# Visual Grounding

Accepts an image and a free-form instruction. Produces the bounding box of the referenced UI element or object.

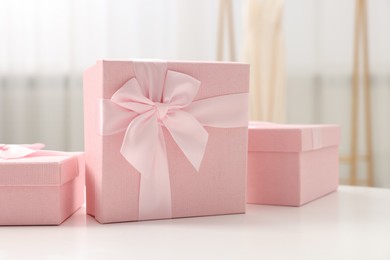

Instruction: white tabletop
[1,185,390,260]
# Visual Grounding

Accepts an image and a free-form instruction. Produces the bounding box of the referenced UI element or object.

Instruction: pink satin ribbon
[0,143,71,159]
[99,61,248,220]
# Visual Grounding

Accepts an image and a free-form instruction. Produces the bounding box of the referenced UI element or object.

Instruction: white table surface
[1,185,390,260]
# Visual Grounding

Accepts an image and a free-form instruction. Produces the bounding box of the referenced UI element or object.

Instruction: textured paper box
[247,122,340,206]
[83,60,249,223]
[0,153,85,225]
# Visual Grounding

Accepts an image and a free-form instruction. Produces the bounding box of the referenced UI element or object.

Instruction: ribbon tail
[164,111,208,171]
[138,125,172,220]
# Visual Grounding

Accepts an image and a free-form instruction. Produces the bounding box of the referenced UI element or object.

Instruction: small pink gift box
[84,60,249,223]
[247,122,340,206]
[0,144,85,225]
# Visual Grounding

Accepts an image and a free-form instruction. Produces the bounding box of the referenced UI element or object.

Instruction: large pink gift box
[84,60,249,223]
[247,122,340,206]
[0,144,85,225]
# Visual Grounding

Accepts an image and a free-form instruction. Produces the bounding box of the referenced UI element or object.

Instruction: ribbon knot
[154,102,170,123]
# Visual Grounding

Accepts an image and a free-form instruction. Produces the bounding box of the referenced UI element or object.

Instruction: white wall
[0,0,389,187]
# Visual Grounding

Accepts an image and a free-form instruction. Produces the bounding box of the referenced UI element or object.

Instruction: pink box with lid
[83,60,249,223]
[247,122,340,206]
[0,148,85,225]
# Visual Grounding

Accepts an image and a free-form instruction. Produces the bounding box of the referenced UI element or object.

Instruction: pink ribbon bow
[0,143,45,159]
[100,61,248,220]
[0,143,70,159]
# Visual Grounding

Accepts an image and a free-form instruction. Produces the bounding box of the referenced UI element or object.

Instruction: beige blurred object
[340,0,374,187]
[243,0,285,122]
[216,0,236,61]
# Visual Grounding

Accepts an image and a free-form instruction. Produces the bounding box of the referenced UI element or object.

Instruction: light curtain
[243,0,285,122]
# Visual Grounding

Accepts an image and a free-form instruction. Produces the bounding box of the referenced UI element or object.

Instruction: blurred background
[0,0,389,187]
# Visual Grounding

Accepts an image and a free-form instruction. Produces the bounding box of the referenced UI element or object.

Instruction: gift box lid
[0,153,83,186]
[248,122,340,152]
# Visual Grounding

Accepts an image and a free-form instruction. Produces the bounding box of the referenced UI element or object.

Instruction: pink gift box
[83,60,249,223]
[0,152,85,225]
[247,122,340,206]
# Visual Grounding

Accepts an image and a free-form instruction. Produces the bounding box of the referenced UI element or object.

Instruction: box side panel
[247,151,301,206]
[299,146,339,205]
[83,62,103,219]
[59,155,80,185]
[100,61,140,223]
[0,162,60,186]
[0,186,61,225]
[170,127,247,218]
[59,166,85,224]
